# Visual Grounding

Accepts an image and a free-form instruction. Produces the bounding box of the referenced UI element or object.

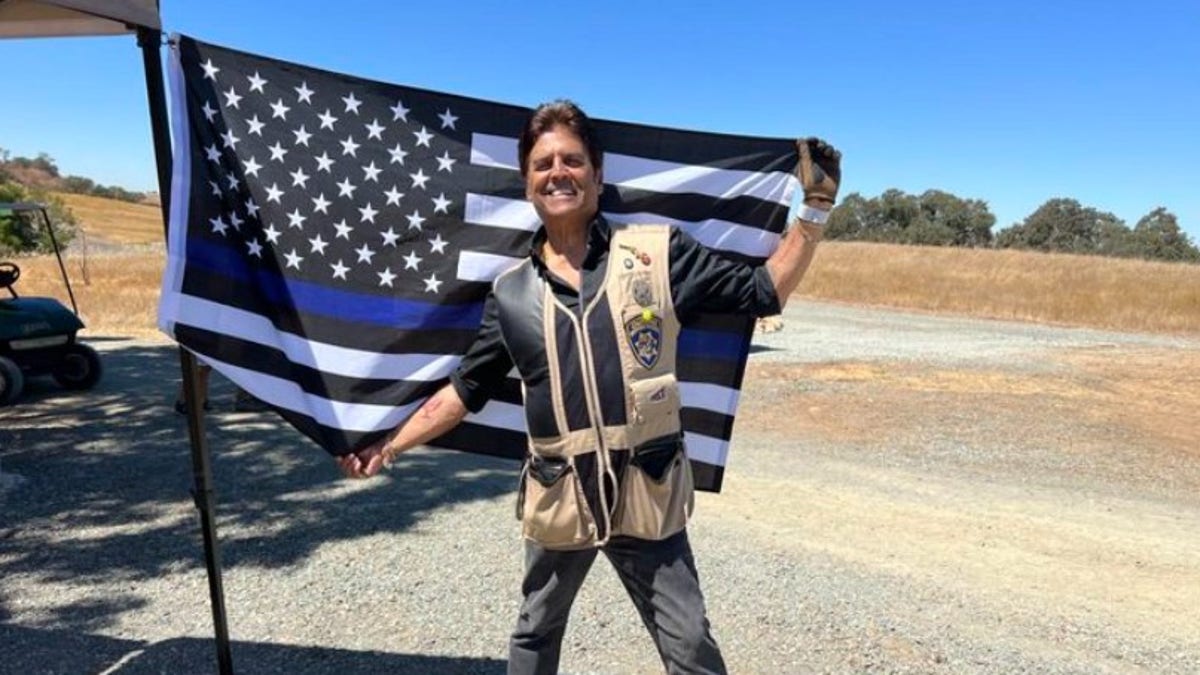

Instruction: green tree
[914,190,995,247]
[996,198,1126,254]
[0,182,77,254]
[825,192,874,240]
[1128,208,1200,262]
[826,189,995,247]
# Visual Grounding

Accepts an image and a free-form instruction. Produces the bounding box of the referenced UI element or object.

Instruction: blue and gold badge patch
[625,314,663,369]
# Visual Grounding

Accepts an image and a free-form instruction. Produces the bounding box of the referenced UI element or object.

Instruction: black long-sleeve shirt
[450,217,781,413]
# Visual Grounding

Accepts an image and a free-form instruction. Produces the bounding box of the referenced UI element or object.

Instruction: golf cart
[0,202,102,405]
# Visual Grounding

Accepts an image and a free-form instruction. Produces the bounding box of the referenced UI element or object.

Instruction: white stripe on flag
[458,251,524,283]
[464,193,539,231]
[470,133,795,206]
[164,295,461,380]
[199,355,424,432]
[683,432,729,466]
[465,399,527,433]
[469,133,519,170]
[464,193,780,259]
[680,382,740,417]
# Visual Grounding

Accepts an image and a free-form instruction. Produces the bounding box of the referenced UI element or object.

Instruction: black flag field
[158,34,801,492]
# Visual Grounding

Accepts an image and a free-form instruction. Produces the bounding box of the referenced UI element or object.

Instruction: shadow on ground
[0,338,518,633]
[0,623,506,674]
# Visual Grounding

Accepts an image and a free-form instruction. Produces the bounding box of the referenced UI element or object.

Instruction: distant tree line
[827,190,1199,263]
[0,149,149,204]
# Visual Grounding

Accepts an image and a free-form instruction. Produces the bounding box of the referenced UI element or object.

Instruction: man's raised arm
[765,137,842,306]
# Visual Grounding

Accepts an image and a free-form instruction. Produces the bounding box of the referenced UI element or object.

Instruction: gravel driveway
[2,300,1198,674]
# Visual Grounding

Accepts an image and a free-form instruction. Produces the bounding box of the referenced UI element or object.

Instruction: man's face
[524,124,603,229]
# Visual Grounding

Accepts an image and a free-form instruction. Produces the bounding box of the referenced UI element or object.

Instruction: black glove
[797,137,841,207]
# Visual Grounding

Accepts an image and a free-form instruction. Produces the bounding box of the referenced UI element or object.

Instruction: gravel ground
[2,300,1199,674]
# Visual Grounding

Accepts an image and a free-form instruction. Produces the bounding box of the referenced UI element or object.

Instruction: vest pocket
[616,436,694,541]
[520,454,597,547]
[627,374,681,440]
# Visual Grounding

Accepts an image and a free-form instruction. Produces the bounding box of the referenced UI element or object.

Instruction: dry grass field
[805,241,1200,334]
[5,195,1199,337]
[54,192,164,246]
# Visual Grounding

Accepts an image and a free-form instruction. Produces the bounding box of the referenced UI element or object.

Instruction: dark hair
[517,99,603,176]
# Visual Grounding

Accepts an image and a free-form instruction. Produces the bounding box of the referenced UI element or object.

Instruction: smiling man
[339,99,841,674]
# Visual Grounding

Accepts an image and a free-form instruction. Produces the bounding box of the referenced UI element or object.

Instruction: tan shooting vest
[493,224,694,549]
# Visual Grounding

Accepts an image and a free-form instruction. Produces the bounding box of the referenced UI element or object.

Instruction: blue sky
[2,0,1198,241]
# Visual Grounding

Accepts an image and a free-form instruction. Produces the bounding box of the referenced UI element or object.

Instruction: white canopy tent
[0,4,235,673]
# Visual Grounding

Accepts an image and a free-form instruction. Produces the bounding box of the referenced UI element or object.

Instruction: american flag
[158,35,800,492]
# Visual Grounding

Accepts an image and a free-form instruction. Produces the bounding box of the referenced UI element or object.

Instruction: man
[339,100,840,674]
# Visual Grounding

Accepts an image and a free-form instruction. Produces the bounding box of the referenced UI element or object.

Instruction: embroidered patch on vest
[625,314,663,369]
[632,278,654,307]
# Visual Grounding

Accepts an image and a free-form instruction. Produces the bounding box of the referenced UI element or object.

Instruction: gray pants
[508,529,727,675]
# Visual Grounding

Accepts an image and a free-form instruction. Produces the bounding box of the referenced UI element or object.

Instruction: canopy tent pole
[136,25,234,675]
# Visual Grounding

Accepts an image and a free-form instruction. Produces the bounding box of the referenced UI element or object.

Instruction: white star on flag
[410,168,430,190]
[390,99,409,121]
[200,58,219,79]
[429,233,448,254]
[354,244,375,264]
[357,202,378,223]
[270,98,290,120]
[284,249,303,269]
[295,81,315,103]
[309,234,329,255]
[247,71,267,93]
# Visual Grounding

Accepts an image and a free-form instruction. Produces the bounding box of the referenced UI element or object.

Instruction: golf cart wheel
[0,355,23,405]
[52,343,103,390]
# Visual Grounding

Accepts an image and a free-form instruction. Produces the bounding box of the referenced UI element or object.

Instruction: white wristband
[797,205,830,225]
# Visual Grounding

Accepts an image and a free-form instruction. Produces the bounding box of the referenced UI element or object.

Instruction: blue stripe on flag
[677,328,747,361]
[185,238,485,330]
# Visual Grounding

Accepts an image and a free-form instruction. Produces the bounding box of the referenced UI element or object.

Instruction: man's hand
[797,137,841,207]
[336,438,391,479]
